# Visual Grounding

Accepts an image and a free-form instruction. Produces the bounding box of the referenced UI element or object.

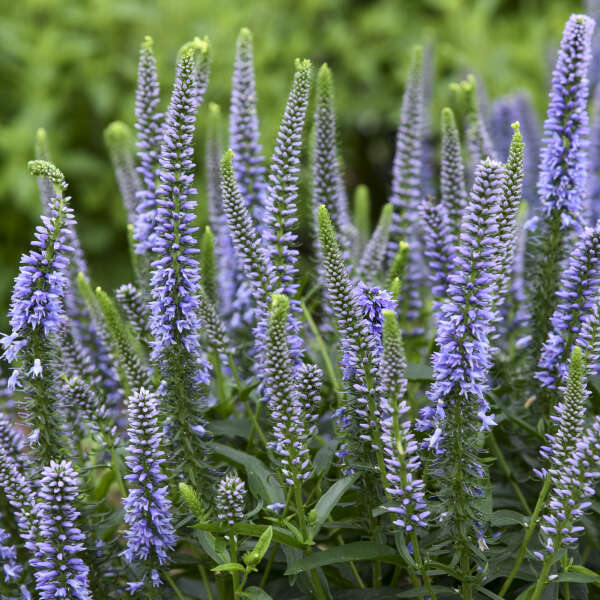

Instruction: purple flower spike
[538,15,595,229]
[216,472,247,526]
[123,388,177,578]
[31,460,92,600]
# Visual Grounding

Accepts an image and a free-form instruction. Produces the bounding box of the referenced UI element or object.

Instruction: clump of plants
[2,13,600,600]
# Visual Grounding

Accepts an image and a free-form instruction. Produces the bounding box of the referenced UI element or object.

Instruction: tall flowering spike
[460,75,497,172]
[534,348,599,562]
[188,36,211,104]
[419,159,502,550]
[576,295,600,377]
[379,310,408,409]
[538,15,594,227]
[229,28,267,218]
[0,520,22,589]
[104,121,141,223]
[96,287,150,397]
[379,310,428,533]
[1,160,75,461]
[387,45,424,259]
[123,388,177,587]
[420,196,453,305]
[495,122,524,310]
[133,36,163,256]
[206,103,236,318]
[0,447,37,555]
[220,150,272,308]
[528,16,595,364]
[536,346,588,480]
[264,58,312,299]
[353,282,396,342]
[35,128,54,211]
[115,283,151,343]
[317,205,384,463]
[148,45,212,487]
[0,412,27,467]
[357,203,393,284]
[296,363,322,431]
[264,295,315,484]
[312,63,355,256]
[536,223,600,390]
[216,472,246,526]
[31,460,92,600]
[440,107,467,245]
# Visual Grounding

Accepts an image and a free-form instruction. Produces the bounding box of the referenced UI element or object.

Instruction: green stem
[561,554,570,600]
[259,541,279,588]
[109,447,127,497]
[461,552,472,600]
[530,552,556,600]
[411,530,437,600]
[500,476,552,596]
[230,537,240,598]
[163,570,186,600]
[198,565,215,600]
[301,300,341,405]
[244,397,267,449]
[336,534,365,589]
[488,433,531,514]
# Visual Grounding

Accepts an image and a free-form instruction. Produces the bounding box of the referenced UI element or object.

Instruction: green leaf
[555,571,600,583]
[396,587,461,599]
[571,564,600,586]
[489,509,527,527]
[406,362,433,381]
[515,585,534,600]
[209,419,252,439]
[285,541,400,575]
[194,530,228,564]
[239,587,274,600]
[211,442,284,505]
[476,587,507,600]
[243,526,273,568]
[211,562,245,573]
[194,522,305,550]
[311,473,359,537]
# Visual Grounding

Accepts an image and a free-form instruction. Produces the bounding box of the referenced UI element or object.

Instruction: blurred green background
[0,0,582,323]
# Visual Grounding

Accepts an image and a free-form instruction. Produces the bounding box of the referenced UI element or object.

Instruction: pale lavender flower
[31,460,92,600]
[122,388,176,584]
[216,473,246,526]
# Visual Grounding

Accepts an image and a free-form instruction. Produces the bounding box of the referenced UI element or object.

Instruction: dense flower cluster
[3,14,600,600]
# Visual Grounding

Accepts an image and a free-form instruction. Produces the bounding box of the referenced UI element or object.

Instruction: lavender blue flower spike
[317,205,383,463]
[534,348,599,563]
[148,43,212,487]
[536,223,600,389]
[495,122,524,310]
[123,388,177,587]
[387,45,424,259]
[216,472,246,526]
[386,46,425,328]
[31,460,92,600]
[0,447,37,555]
[353,282,396,344]
[264,58,312,301]
[440,107,467,247]
[264,295,315,484]
[420,196,453,305]
[104,121,141,223]
[312,63,356,258]
[0,519,21,588]
[206,104,237,320]
[357,203,393,284]
[528,16,595,367]
[229,28,267,219]
[133,36,163,256]
[419,159,502,547]
[538,15,594,229]
[379,310,429,533]
[1,161,75,462]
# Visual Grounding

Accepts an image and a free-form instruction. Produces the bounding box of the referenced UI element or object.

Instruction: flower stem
[109,446,127,497]
[163,570,186,600]
[530,552,556,600]
[198,565,215,600]
[500,476,552,596]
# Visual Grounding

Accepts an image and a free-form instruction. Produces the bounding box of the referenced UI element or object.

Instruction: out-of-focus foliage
[0,0,579,321]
